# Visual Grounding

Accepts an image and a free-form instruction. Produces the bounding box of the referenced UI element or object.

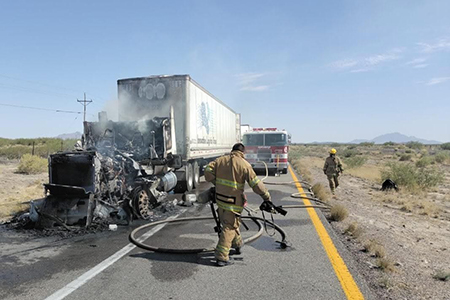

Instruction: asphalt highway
[0,168,373,300]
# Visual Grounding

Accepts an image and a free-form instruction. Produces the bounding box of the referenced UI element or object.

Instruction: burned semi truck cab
[39,118,179,226]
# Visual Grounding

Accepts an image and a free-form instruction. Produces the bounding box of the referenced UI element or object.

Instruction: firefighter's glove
[260,201,288,216]
[260,201,275,214]
[323,170,327,175]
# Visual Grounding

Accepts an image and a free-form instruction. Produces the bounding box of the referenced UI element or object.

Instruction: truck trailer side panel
[187,79,240,160]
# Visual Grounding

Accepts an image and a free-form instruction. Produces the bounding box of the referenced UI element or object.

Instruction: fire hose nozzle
[276,240,291,249]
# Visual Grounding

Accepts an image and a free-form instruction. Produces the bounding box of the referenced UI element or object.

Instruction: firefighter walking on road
[323,148,344,195]
[205,143,271,267]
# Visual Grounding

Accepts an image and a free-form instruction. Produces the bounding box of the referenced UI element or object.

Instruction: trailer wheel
[174,163,194,193]
[185,163,194,192]
[192,161,200,188]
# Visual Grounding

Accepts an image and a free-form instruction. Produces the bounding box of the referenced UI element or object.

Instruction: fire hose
[260,161,332,210]
[129,162,329,254]
[129,215,287,253]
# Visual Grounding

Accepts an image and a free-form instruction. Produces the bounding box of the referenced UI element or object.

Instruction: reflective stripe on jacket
[205,150,270,214]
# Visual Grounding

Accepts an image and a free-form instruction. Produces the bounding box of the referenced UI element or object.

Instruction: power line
[77,92,93,122]
[0,83,77,98]
[0,103,82,114]
[0,74,82,96]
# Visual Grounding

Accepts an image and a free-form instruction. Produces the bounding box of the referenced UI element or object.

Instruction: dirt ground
[0,159,47,222]
[293,146,450,300]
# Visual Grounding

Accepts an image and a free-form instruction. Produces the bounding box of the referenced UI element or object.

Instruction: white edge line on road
[45,212,185,300]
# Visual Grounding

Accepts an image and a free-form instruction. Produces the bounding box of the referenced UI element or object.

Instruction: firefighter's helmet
[330,148,337,154]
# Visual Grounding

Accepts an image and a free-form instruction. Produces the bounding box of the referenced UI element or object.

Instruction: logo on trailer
[138,82,166,100]
[198,102,212,134]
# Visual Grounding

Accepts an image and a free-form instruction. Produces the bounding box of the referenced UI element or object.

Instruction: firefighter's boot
[216,258,234,267]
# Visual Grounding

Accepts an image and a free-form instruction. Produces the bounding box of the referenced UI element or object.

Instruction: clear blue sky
[0,1,449,142]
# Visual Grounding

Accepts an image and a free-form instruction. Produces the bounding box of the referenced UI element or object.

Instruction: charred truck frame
[36,75,241,227]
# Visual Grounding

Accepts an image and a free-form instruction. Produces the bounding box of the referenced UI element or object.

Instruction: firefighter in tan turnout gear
[323,148,344,195]
[205,143,271,267]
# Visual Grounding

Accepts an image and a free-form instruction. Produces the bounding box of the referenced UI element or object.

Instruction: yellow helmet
[330,148,337,154]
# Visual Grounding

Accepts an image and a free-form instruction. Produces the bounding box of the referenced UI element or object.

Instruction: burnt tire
[131,187,156,220]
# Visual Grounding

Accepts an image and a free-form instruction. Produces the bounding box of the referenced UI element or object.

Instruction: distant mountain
[348,139,369,144]
[350,132,442,145]
[56,132,82,140]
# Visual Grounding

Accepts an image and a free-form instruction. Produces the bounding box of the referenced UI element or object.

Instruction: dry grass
[329,204,348,222]
[417,201,438,217]
[378,192,441,218]
[362,239,386,257]
[378,277,393,289]
[372,244,386,258]
[344,222,363,238]
[375,257,396,272]
[290,159,313,183]
[346,165,381,182]
[311,183,330,202]
[400,202,413,213]
[362,239,377,253]
[0,180,44,219]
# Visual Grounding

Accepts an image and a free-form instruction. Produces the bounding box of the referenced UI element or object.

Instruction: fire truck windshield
[264,133,288,146]
[243,133,287,146]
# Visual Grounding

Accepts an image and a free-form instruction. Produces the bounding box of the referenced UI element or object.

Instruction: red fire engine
[242,128,290,174]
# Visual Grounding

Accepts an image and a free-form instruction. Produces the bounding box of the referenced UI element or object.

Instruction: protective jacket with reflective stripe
[323,155,343,176]
[205,150,270,214]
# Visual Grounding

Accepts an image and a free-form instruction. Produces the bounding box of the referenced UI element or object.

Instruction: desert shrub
[406,141,424,150]
[433,270,450,282]
[383,141,396,146]
[416,168,444,188]
[404,149,413,153]
[359,142,375,147]
[311,183,329,202]
[0,138,77,159]
[376,258,395,272]
[381,162,444,190]
[435,151,450,163]
[372,244,386,258]
[17,154,48,174]
[329,204,348,222]
[344,222,362,238]
[344,156,367,169]
[342,149,357,158]
[441,143,450,150]
[399,154,412,161]
[415,156,434,168]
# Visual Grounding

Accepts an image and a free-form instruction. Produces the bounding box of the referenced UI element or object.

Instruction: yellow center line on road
[288,165,364,300]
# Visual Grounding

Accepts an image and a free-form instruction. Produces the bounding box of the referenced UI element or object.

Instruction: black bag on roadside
[381,179,398,191]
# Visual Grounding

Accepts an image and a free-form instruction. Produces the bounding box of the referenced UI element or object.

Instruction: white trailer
[117,75,241,192]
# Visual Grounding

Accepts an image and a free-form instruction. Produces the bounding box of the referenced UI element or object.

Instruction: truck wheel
[282,168,288,174]
[192,161,200,188]
[131,187,155,220]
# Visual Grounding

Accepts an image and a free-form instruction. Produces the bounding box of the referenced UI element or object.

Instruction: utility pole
[77,92,92,123]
